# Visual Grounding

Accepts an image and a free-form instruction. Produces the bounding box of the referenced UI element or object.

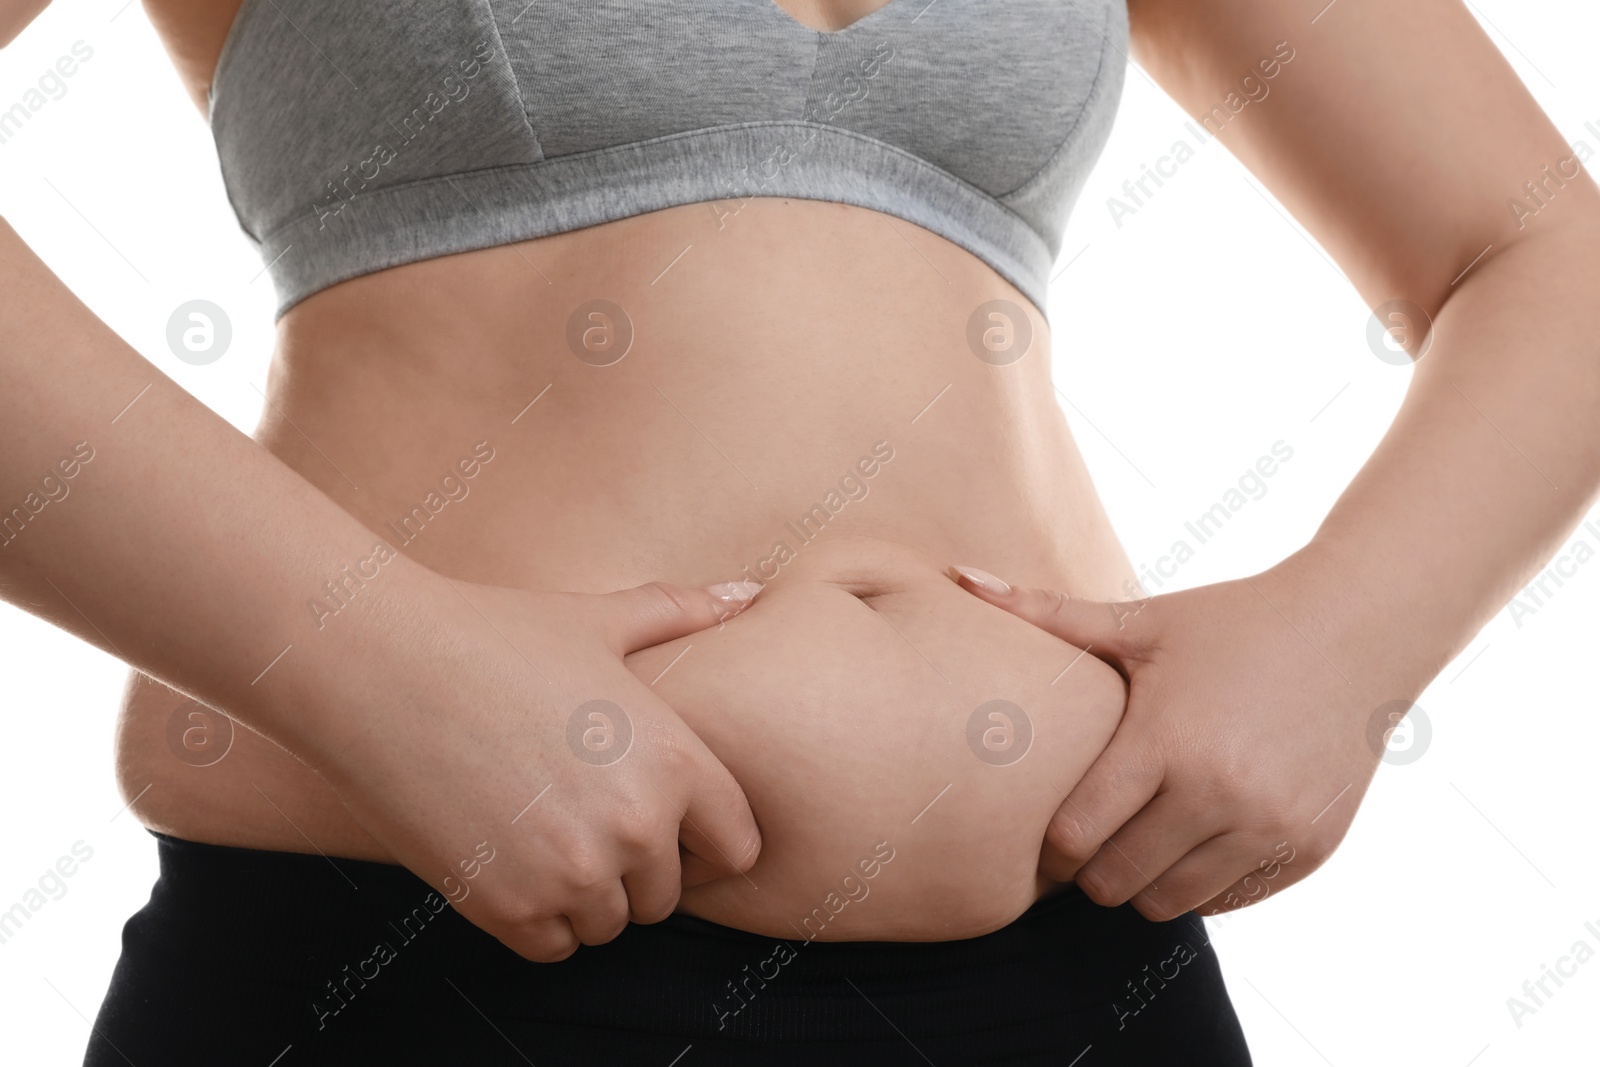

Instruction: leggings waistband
[85,830,1253,1066]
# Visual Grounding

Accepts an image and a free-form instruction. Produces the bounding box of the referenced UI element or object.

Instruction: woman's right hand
[0,217,759,963]
[303,575,764,963]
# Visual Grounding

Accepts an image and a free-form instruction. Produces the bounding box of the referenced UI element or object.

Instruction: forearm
[1282,221,1600,686]
[0,0,50,49]
[0,216,438,762]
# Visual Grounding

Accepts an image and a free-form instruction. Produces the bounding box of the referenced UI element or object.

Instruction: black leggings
[86,831,1251,1065]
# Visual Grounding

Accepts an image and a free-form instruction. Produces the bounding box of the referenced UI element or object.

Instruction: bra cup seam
[208,0,269,244]
[215,145,260,245]
[804,31,825,121]
[995,0,1117,203]
[480,0,546,159]
[206,0,263,126]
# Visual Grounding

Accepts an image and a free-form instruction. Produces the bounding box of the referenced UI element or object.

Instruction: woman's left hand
[951,560,1423,921]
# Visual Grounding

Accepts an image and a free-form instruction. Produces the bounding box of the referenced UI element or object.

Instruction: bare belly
[639,536,1126,939]
[114,196,1137,939]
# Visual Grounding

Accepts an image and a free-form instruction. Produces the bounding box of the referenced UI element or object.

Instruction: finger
[679,847,727,889]
[621,844,684,923]
[598,580,763,655]
[1074,790,1223,907]
[565,879,632,945]
[1128,834,1270,923]
[500,915,581,963]
[948,566,1151,662]
[1194,849,1312,918]
[1040,730,1163,882]
[677,759,762,879]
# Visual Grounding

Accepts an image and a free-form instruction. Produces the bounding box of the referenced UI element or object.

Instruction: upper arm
[1127,0,1600,316]
[1,0,50,48]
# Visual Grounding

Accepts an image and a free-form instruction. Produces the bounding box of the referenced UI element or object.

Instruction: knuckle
[632,860,684,922]
[1047,815,1097,865]
[627,884,678,924]
[637,904,675,926]
[1244,796,1295,834]
[613,815,661,854]
[1205,760,1258,808]
[579,905,632,946]
[639,581,695,623]
[1038,587,1070,618]
[635,892,679,924]
[1203,782,1241,811]
[560,847,613,891]
[473,887,537,930]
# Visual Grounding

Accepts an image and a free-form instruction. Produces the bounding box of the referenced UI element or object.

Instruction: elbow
[1436,169,1600,312]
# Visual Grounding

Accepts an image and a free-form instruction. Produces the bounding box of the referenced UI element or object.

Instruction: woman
[1,0,1595,1062]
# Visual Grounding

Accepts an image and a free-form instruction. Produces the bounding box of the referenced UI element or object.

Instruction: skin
[635,536,1126,941]
[0,0,1592,968]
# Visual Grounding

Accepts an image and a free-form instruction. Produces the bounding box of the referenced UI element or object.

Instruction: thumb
[679,848,727,889]
[1041,726,1163,883]
[597,580,763,655]
[677,757,763,881]
[949,565,1150,661]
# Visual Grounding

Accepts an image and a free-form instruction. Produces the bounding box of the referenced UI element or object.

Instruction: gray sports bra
[208,0,1127,319]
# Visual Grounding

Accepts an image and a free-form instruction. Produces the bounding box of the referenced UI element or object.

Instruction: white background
[1,0,1597,1063]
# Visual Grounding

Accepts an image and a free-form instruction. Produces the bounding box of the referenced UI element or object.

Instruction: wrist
[1259,538,1449,702]
[236,551,459,779]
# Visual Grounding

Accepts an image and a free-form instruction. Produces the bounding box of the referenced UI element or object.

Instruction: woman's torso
[118,0,1138,941]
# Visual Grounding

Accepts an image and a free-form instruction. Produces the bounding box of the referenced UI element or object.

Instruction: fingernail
[952,565,1011,595]
[705,581,763,602]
